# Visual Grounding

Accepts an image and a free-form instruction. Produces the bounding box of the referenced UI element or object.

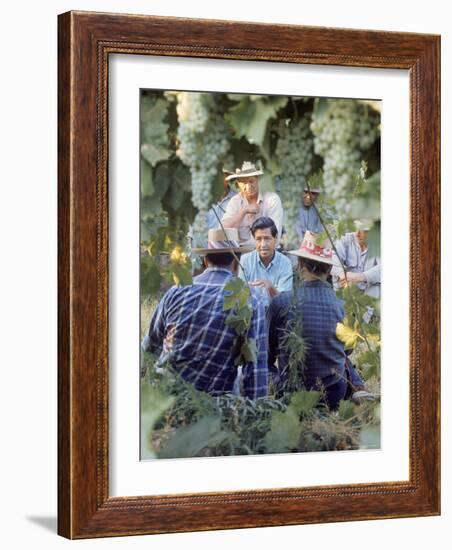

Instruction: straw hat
[192,227,254,255]
[354,219,372,231]
[288,231,341,267]
[225,161,264,181]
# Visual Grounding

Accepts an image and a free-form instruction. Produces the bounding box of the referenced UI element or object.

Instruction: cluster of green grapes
[275,116,314,248]
[310,99,379,213]
[176,93,230,212]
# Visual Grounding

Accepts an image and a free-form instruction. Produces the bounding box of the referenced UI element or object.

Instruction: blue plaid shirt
[268,280,346,389]
[142,268,268,398]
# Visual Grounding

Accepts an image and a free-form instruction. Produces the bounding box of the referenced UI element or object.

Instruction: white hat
[226,161,264,181]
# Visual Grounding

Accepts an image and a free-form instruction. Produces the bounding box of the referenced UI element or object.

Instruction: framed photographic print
[58,11,440,538]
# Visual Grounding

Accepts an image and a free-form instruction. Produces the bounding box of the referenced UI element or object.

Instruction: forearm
[222,209,246,228]
[363,264,381,285]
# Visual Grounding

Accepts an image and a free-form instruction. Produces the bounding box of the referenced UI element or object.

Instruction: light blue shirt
[239,250,293,303]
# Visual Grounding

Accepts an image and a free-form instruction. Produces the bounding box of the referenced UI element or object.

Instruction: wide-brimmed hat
[226,161,264,181]
[354,219,372,231]
[192,227,254,255]
[288,231,341,267]
[303,187,321,194]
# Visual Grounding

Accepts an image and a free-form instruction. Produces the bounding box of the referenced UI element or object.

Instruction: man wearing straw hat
[142,228,268,399]
[222,161,284,247]
[331,220,381,298]
[267,231,372,408]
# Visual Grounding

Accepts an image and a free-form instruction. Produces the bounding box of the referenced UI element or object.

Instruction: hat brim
[192,245,254,255]
[226,170,263,181]
[287,248,341,267]
[303,188,321,194]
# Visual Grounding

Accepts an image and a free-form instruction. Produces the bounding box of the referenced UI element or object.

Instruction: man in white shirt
[331,221,380,298]
[221,161,284,246]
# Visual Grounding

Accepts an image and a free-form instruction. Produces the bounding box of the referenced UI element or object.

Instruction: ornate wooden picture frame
[58,11,440,539]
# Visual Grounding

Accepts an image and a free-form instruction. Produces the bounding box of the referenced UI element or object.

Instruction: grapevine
[275,116,315,248]
[310,99,379,215]
[176,92,231,245]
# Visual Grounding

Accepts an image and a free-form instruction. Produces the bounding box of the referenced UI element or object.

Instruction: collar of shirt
[239,191,264,205]
[257,251,276,270]
[202,267,233,275]
[353,233,368,256]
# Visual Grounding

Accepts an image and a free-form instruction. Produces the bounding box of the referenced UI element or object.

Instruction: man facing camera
[239,217,293,305]
[222,161,284,246]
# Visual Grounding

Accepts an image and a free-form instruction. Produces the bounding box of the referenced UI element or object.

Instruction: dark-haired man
[295,187,323,241]
[142,228,268,399]
[239,217,293,304]
[268,231,372,408]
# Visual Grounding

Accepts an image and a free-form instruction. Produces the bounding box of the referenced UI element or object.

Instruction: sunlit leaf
[336,321,364,349]
[171,264,192,286]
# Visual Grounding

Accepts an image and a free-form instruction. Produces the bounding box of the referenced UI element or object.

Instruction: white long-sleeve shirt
[331,232,380,298]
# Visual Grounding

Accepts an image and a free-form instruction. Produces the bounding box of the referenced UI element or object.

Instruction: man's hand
[243,204,259,216]
[338,271,366,287]
[250,279,278,298]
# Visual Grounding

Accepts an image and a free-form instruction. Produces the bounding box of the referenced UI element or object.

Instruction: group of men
[142,161,379,408]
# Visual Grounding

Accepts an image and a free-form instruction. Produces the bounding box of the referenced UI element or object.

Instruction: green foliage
[264,407,302,453]
[158,417,234,459]
[140,382,175,459]
[338,399,357,420]
[140,95,172,166]
[141,255,162,296]
[226,95,288,145]
[290,390,322,414]
[223,277,256,366]
[141,365,363,457]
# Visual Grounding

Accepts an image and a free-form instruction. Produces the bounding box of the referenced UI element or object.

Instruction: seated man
[268,231,372,409]
[239,217,293,305]
[222,161,284,247]
[331,220,380,298]
[295,186,323,241]
[142,228,268,399]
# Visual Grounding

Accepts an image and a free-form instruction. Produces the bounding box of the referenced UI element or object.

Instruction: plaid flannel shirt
[268,280,346,389]
[142,267,268,398]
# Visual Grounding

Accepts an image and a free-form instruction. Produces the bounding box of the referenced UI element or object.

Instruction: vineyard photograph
[139,89,381,460]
